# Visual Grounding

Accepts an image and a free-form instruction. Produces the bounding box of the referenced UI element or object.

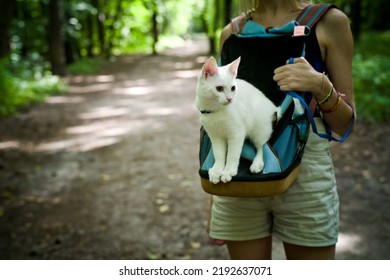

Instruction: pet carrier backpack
[198,3,353,197]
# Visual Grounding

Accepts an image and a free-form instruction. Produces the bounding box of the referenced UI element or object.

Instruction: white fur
[196,57,280,184]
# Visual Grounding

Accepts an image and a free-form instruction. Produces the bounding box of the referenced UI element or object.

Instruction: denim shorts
[209,118,339,247]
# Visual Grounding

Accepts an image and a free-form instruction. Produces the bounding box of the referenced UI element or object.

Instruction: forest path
[0,38,389,259]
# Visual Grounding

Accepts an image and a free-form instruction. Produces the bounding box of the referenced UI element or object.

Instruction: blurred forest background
[0,0,389,122]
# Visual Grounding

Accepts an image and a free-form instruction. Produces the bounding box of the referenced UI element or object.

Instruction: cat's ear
[202,57,219,79]
[229,56,241,77]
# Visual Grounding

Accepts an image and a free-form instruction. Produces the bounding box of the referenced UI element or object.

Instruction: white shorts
[209,118,339,247]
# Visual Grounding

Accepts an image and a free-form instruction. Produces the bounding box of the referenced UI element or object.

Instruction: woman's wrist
[316,86,334,105]
[312,72,333,102]
[318,93,341,113]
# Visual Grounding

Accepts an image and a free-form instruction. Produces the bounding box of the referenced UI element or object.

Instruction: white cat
[196,56,280,184]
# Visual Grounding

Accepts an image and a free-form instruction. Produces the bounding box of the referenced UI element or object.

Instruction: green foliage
[115,0,204,54]
[0,58,67,117]
[0,60,18,116]
[354,31,390,58]
[2,0,389,121]
[161,0,203,35]
[353,32,390,122]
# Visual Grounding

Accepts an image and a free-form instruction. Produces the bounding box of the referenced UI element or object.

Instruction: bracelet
[315,72,326,104]
[319,95,341,113]
[316,85,334,105]
[320,72,325,95]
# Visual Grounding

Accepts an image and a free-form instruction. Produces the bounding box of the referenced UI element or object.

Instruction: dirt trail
[0,38,389,260]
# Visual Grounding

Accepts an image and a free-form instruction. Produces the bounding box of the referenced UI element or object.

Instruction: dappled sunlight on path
[0,43,208,154]
[0,38,231,259]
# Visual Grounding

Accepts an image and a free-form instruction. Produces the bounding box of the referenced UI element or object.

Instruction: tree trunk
[151,5,159,55]
[64,9,76,64]
[48,0,66,76]
[224,0,233,25]
[86,12,94,57]
[105,0,122,58]
[0,0,15,58]
[211,0,221,55]
[92,0,106,56]
[200,0,216,55]
[350,0,362,41]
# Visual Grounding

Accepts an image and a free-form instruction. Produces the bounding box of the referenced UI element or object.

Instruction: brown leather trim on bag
[201,165,301,197]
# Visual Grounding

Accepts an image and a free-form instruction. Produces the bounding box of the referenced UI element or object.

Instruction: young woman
[207,0,355,260]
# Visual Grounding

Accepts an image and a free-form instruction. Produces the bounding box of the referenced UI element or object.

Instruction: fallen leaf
[156,192,169,199]
[159,204,170,214]
[147,253,160,260]
[155,198,165,205]
[362,170,371,179]
[52,197,62,204]
[180,180,193,188]
[190,242,201,250]
[355,183,362,190]
[180,254,192,260]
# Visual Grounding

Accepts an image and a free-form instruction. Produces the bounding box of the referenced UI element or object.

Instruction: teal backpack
[199,3,354,197]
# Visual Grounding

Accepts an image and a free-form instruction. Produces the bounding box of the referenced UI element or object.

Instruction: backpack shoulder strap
[296,3,336,28]
[230,12,250,34]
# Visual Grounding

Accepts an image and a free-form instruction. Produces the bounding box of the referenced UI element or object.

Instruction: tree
[349,0,362,40]
[224,0,233,25]
[330,0,390,41]
[151,3,159,55]
[0,0,15,58]
[92,0,106,56]
[48,0,66,76]
[104,0,123,58]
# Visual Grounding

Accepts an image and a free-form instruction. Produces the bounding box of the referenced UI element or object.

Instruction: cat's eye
[216,86,224,92]
[231,86,236,91]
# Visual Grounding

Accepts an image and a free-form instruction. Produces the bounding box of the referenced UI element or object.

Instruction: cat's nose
[226,97,233,103]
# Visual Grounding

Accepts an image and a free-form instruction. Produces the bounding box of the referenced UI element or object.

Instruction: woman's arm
[274,8,355,137]
[317,8,355,136]
[217,24,233,60]
[218,14,247,59]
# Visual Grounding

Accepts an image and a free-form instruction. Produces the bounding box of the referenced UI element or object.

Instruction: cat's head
[196,56,241,107]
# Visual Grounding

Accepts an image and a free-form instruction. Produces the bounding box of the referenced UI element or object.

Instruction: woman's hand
[273,57,324,99]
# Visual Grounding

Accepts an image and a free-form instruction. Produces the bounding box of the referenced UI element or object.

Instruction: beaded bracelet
[319,95,341,114]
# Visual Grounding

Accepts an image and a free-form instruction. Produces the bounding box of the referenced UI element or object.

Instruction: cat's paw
[209,168,223,184]
[221,173,232,183]
[250,161,264,174]
[221,168,237,183]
